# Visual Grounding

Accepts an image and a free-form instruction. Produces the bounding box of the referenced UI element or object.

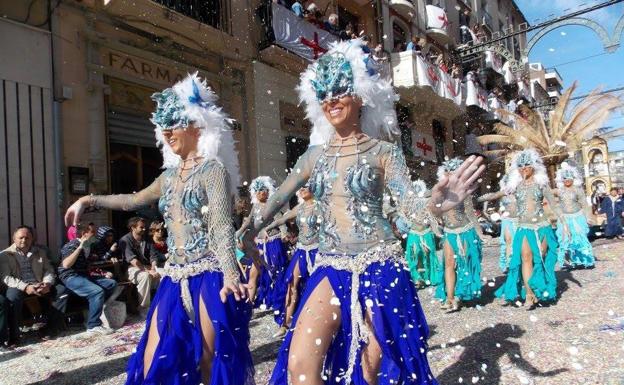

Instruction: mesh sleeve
[92,174,163,211]
[383,144,433,224]
[543,186,564,220]
[204,162,240,285]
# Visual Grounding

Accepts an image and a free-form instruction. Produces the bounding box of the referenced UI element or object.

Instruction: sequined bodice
[308,139,397,254]
[501,194,518,218]
[442,200,470,229]
[559,187,584,214]
[515,182,552,225]
[296,201,320,246]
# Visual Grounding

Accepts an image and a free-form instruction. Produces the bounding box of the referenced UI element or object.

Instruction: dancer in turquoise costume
[64,73,254,385]
[495,149,568,308]
[554,162,594,268]
[239,39,485,385]
[263,186,320,338]
[478,173,518,272]
[237,176,289,325]
[403,180,442,288]
[435,158,485,312]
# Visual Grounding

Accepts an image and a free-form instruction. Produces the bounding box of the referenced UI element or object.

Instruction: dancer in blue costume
[434,158,486,312]
[237,176,289,325]
[554,162,594,268]
[240,39,485,385]
[264,186,320,338]
[598,188,624,238]
[64,73,254,385]
[478,173,519,272]
[403,180,442,288]
[495,149,568,309]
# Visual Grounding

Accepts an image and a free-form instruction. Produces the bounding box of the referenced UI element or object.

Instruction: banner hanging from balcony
[411,131,436,162]
[426,5,449,33]
[271,4,338,61]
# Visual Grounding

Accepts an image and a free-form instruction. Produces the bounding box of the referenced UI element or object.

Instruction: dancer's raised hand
[429,156,485,216]
[64,196,88,227]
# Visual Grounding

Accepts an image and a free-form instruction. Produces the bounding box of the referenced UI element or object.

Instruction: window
[337,6,359,32]
[432,119,446,164]
[153,0,230,32]
[393,22,408,52]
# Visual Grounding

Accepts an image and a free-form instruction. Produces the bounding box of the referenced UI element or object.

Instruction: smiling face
[13,228,33,251]
[256,189,269,203]
[298,187,313,201]
[322,95,362,136]
[519,165,534,180]
[563,179,573,188]
[162,124,200,159]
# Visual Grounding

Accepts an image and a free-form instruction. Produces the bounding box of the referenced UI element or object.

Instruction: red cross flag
[412,131,436,162]
[271,3,338,61]
[426,5,449,32]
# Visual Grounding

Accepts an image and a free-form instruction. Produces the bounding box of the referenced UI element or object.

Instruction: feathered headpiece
[556,162,582,189]
[505,148,549,192]
[151,73,240,194]
[249,176,277,204]
[298,39,400,145]
[437,157,463,180]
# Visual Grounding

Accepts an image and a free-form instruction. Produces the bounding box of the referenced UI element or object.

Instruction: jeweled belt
[296,243,318,270]
[310,242,405,383]
[161,253,221,322]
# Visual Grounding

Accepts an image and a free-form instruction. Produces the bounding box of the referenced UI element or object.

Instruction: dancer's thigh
[361,309,382,385]
[143,306,161,377]
[199,296,216,358]
[443,240,456,267]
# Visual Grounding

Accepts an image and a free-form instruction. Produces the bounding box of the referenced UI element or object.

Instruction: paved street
[2,238,623,385]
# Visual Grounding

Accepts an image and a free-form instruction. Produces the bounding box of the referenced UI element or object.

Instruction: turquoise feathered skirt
[405,230,441,286]
[435,226,482,302]
[499,218,517,272]
[556,212,594,267]
[495,224,559,302]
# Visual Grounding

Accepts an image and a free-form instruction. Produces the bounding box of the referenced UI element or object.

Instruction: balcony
[389,0,416,19]
[151,0,228,31]
[390,51,463,117]
[545,68,564,87]
[479,9,494,33]
[425,5,454,46]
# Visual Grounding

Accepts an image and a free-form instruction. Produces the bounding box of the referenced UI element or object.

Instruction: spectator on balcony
[372,44,389,63]
[304,4,325,30]
[118,217,161,317]
[436,55,449,73]
[0,226,69,344]
[405,36,422,52]
[291,0,305,17]
[59,223,117,336]
[324,13,342,36]
[451,62,462,79]
[393,41,406,53]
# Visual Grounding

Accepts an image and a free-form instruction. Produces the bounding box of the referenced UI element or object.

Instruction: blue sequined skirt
[269,259,438,385]
[284,246,318,286]
[556,212,594,267]
[125,271,254,385]
[255,238,288,325]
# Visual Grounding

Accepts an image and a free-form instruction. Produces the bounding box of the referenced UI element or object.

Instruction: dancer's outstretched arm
[477,190,505,203]
[64,175,164,226]
[264,205,299,233]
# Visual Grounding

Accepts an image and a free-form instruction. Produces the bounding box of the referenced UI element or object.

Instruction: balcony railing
[152,0,229,32]
[426,5,453,45]
[389,0,416,18]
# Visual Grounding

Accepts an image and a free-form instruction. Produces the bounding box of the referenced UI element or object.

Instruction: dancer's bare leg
[520,237,536,303]
[504,227,512,265]
[143,307,161,378]
[443,240,456,304]
[361,310,382,385]
[287,278,341,385]
[284,261,302,328]
[199,297,216,384]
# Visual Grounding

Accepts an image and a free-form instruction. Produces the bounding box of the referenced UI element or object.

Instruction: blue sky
[515,0,624,152]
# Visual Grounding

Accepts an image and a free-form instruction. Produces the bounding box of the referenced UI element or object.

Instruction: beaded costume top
[91,160,240,284]
[295,201,321,247]
[514,181,561,227]
[557,186,587,214]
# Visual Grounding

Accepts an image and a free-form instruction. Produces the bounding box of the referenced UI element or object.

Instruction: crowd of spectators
[0,216,169,350]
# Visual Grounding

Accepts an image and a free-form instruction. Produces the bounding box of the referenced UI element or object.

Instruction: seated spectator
[149,221,168,268]
[118,217,161,317]
[59,223,117,336]
[325,13,341,36]
[93,226,120,263]
[0,226,68,343]
[405,36,421,52]
[291,0,305,17]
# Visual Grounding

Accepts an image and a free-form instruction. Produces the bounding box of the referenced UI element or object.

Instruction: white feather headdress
[505,148,549,192]
[555,162,583,189]
[151,72,240,194]
[297,39,400,145]
[249,176,277,204]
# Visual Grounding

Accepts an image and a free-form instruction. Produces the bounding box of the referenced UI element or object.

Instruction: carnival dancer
[240,39,485,385]
[554,162,594,268]
[403,180,443,288]
[237,176,289,325]
[64,73,254,385]
[495,149,568,309]
[478,173,519,272]
[263,186,320,338]
[434,158,486,312]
